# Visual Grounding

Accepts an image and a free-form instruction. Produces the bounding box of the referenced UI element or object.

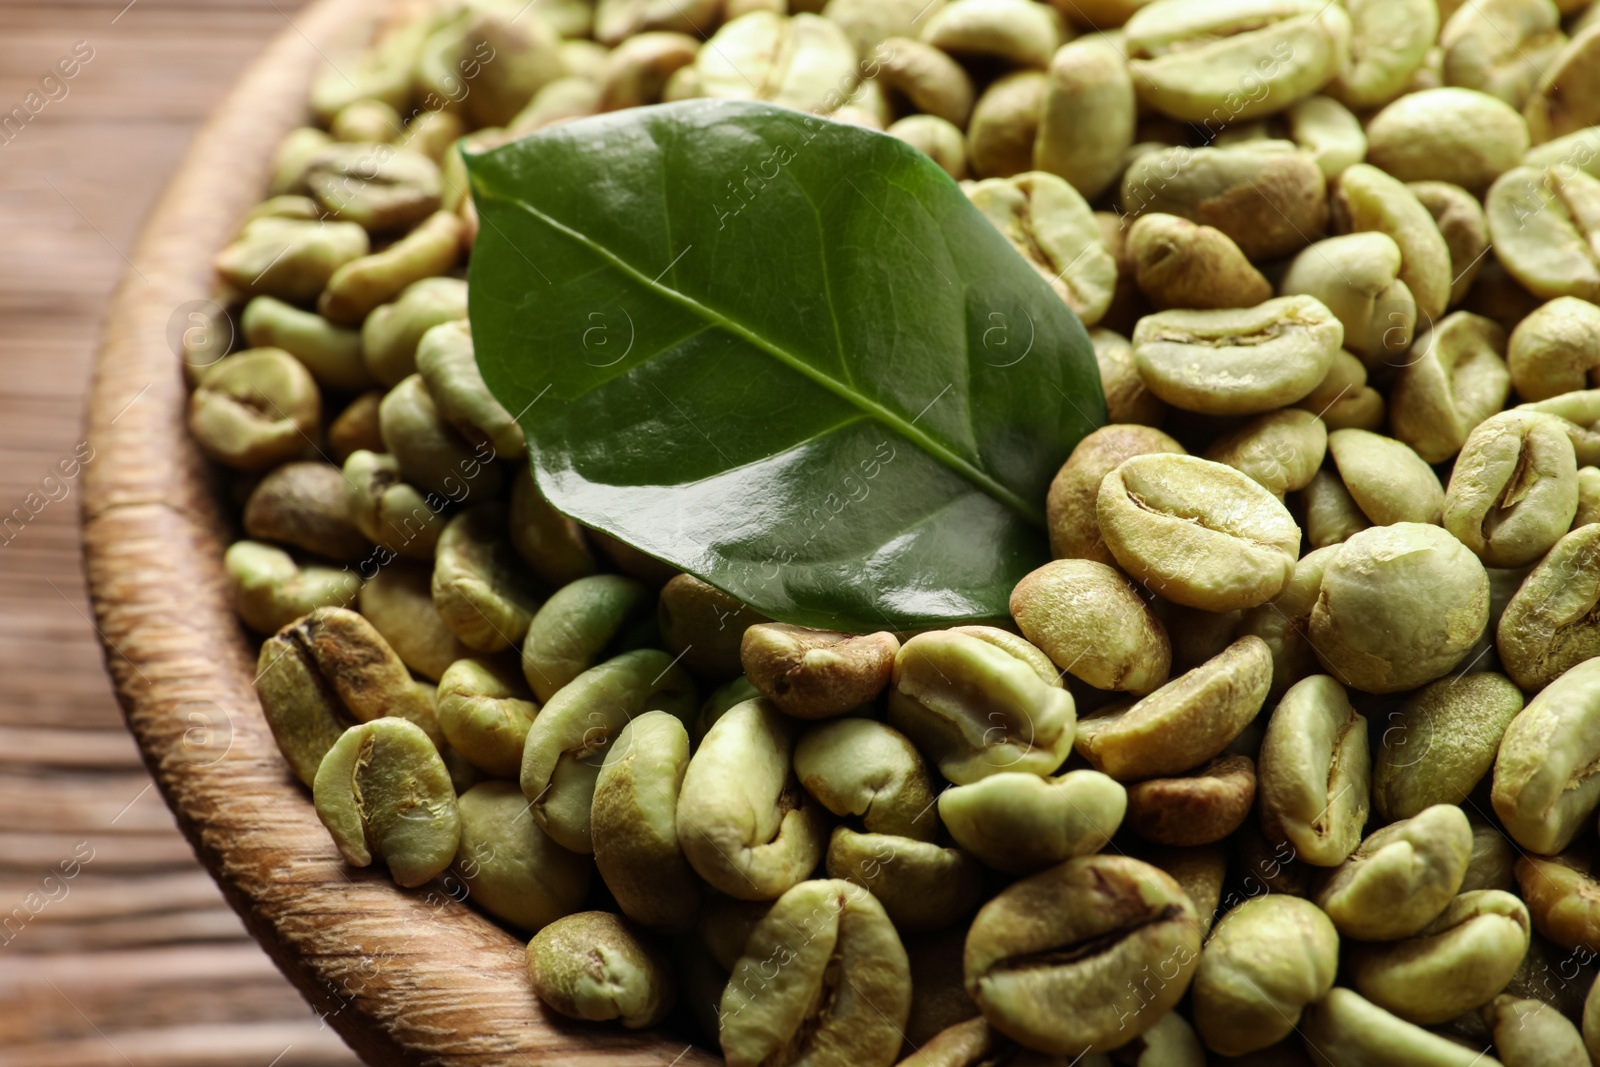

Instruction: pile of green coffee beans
[185,0,1600,1063]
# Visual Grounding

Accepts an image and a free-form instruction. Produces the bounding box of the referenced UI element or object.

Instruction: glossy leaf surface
[468,100,1103,631]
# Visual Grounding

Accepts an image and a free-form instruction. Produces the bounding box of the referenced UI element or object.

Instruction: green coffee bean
[243,461,370,563]
[921,0,1060,69]
[824,827,981,932]
[521,649,697,854]
[1010,558,1169,695]
[302,143,442,233]
[358,559,471,682]
[432,504,541,653]
[414,319,523,458]
[1257,674,1370,867]
[527,911,674,1028]
[1124,754,1256,847]
[188,349,321,471]
[1334,162,1454,322]
[319,210,461,324]
[740,623,898,720]
[313,717,459,888]
[1301,987,1503,1067]
[1316,804,1474,941]
[591,711,700,931]
[967,171,1116,324]
[454,780,590,931]
[379,374,502,497]
[341,449,444,559]
[224,540,360,635]
[1035,37,1134,201]
[240,296,374,393]
[889,628,1075,784]
[1484,994,1591,1067]
[1126,213,1272,312]
[938,769,1125,873]
[214,217,369,304]
[521,574,653,702]
[1444,410,1579,567]
[656,574,768,680]
[1373,672,1524,821]
[1493,658,1600,853]
[794,718,938,841]
[1047,425,1186,565]
[436,657,538,779]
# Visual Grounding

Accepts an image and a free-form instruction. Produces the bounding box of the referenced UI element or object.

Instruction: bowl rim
[79,2,720,1063]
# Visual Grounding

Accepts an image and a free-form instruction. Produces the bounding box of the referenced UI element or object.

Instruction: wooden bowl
[80,2,721,1064]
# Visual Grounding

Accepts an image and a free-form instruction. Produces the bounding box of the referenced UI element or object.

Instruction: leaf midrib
[484,190,1044,528]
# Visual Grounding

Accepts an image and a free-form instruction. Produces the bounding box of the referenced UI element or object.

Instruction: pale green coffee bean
[507,76,602,135]
[1487,167,1600,302]
[591,711,699,931]
[520,648,696,855]
[1445,410,1579,566]
[676,698,824,900]
[521,574,653,703]
[1131,297,1341,416]
[1204,409,1328,499]
[361,276,467,387]
[1279,233,1416,365]
[214,216,369,304]
[244,196,323,223]
[307,16,425,122]
[965,855,1202,1056]
[243,462,369,563]
[1348,889,1531,1025]
[1440,0,1565,109]
[696,12,858,111]
[224,541,359,634]
[319,210,461,324]
[395,108,465,164]
[1412,181,1492,307]
[1463,818,1520,895]
[1034,37,1134,201]
[1391,313,1512,463]
[454,780,590,932]
[1192,895,1339,1057]
[1334,163,1454,322]
[1076,637,1271,782]
[189,349,320,471]
[509,465,597,587]
[1010,559,1169,695]
[1090,327,1166,426]
[1367,88,1530,191]
[1098,454,1301,612]
[1312,522,1489,692]
[1237,547,1340,698]
[313,717,459,887]
[741,623,898,721]
[1302,987,1505,1066]
[1316,805,1474,941]
[1517,390,1600,465]
[379,374,501,498]
[327,390,383,464]
[1588,973,1600,1061]
[1578,466,1600,527]
[874,37,973,129]
[341,449,443,559]
[1297,350,1385,432]
[597,31,698,110]
[528,911,674,1028]
[1141,842,1227,937]
[433,504,541,653]
[1508,297,1600,401]
[1121,142,1329,261]
[1484,995,1591,1067]
[657,574,767,680]
[302,143,441,233]
[938,769,1125,873]
[1299,468,1372,548]
[720,879,910,1067]
[822,0,929,55]
[1327,0,1437,109]
[794,718,938,842]
[889,629,1075,785]
[1287,95,1367,179]
[269,126,332,195]
[240,296,374,392]
[1257,673,1370,866]
[595,0,720,45]
[1373,673,1524,822]
[1516,852,1600,954]
[920,0,1059,69]
[1124,754,1255,847]
[1525,124,1600,177]
[1525,26,1600,145]
[1493,658,1600,853]
[1123,0,1350,123]
[1126,213,1271,312]
[1047,425,1186,565]
[967,170,1115,324]
[825,828,981,933]
[1327,428,1445,526]
[886,115,967,180]
[329,98,400,144]
[358,560,470,682]
[436,657,538,779]
[1497,524,1600,691]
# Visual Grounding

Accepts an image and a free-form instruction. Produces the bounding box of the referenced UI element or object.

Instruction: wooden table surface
[0,1,361,1062]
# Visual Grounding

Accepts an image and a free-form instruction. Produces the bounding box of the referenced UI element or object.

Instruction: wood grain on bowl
[78,0,720,1063]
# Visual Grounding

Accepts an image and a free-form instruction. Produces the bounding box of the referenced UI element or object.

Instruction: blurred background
[0,1,360,1063]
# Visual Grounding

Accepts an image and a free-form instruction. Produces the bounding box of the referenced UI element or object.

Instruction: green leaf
[467,100,1104,632]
